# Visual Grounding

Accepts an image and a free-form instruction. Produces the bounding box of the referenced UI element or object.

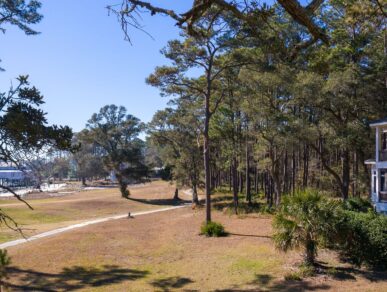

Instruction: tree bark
[245,139,252,205]
[192,183,199,204]
[232,156,239,214]
[342,148,350,200]
[204,90,211,223]
[303,143,309,188]
[173,188,179,200]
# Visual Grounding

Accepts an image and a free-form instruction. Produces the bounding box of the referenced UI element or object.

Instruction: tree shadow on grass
[214,281,331,292]
[315,262,387,282]
[6,265,149,291]
[211,195,263,215]
[250,273,274,286]
[150,276,194,292]
[128,197,191,206]
[228,233,272,239]
[214,273,331,292]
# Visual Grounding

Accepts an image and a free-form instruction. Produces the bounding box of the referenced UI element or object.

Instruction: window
[381,170,387,192]
[373,174,376,193]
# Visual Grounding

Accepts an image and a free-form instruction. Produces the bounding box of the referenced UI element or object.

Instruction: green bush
[0,249,10,286]
[342,197,373,213]
[334,210,387,269]
[284,272,302,281]
[273,190,340,266]
[200,221,226,237]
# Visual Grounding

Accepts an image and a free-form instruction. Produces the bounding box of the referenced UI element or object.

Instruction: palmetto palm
[273,190,340,266]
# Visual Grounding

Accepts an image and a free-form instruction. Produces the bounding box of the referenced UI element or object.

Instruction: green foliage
[0,0,42,35]
[342,197,373,213]
[334,211,387,269]
[0,0,42,70]
[200,221,226,237]
[284,272,302,281]
[273,190,340,266]
[159,165,172,181]
[148,106,202,199]
[284,263,316,281]
[0,249,11,282]
[85,105,148,197]
[72,131,108,182]
[0,76,74,158]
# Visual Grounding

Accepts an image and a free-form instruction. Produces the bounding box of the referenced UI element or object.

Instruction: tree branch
[0,185,33,210]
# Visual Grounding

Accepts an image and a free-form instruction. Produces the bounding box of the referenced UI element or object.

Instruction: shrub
[273,190,340,266]
[284,263,316,281]
[200,221,226,237]
[334,210,387,269]
[342,197,373,213]
[0,249,10,288]
[284,272,302,281]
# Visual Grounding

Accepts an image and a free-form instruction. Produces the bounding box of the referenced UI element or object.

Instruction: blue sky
[0,1,191,132]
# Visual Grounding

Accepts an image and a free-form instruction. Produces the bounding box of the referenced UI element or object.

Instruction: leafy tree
[147,10,247,222]
[148,102,202,204]
[85,105,148,198]
[273,190,340,266]
[0,76,74,188]
[72,131,108,185]
[0,76,74,232]
[0,249,10,291]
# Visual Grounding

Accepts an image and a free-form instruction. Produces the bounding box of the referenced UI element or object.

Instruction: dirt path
[0,205,187,249]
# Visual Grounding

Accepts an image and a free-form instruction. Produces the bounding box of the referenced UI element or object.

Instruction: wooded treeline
[145,0,386,218]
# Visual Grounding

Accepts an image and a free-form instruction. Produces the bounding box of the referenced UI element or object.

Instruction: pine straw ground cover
[0,181,183,243]
[4,201,387,291]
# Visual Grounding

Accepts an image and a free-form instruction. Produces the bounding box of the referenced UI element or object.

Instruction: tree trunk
[245,141,252,205]
[305,238,316,266]
[117,175,129,198]
[229,164,232,191]
[173,188,179,200]
[303,143,309,188]
[232,156,239,214]
[283,149,288,194]
[192,183,199,204]
[239,170,244,194]
[204,92,211,223]
[292,149,296,194]
[342,148,350,200]
[81,177,86,186]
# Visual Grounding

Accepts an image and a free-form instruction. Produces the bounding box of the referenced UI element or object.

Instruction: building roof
[370,118,387,128]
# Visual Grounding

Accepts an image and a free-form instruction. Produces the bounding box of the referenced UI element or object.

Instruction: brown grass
[0,181,186,242]
[4,193,387,292]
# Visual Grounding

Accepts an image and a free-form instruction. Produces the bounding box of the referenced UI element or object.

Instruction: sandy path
[0,205,187,249]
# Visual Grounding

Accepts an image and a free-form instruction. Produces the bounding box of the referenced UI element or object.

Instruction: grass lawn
[0,181,184,243]
[3,187,387,291]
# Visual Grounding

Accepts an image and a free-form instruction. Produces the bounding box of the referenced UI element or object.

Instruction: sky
[0,0,192,133]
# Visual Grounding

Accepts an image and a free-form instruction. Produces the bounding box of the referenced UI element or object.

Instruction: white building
[0,166,28,187]
[365,119,387,213]
[0,167,24,180]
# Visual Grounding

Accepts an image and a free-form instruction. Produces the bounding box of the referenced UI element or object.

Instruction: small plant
[200,221,226,237]
[284,272,302,281]
[284,263,315,281]
[326,267,338,277]
[298,263,315,277]
[0,249,11,290]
